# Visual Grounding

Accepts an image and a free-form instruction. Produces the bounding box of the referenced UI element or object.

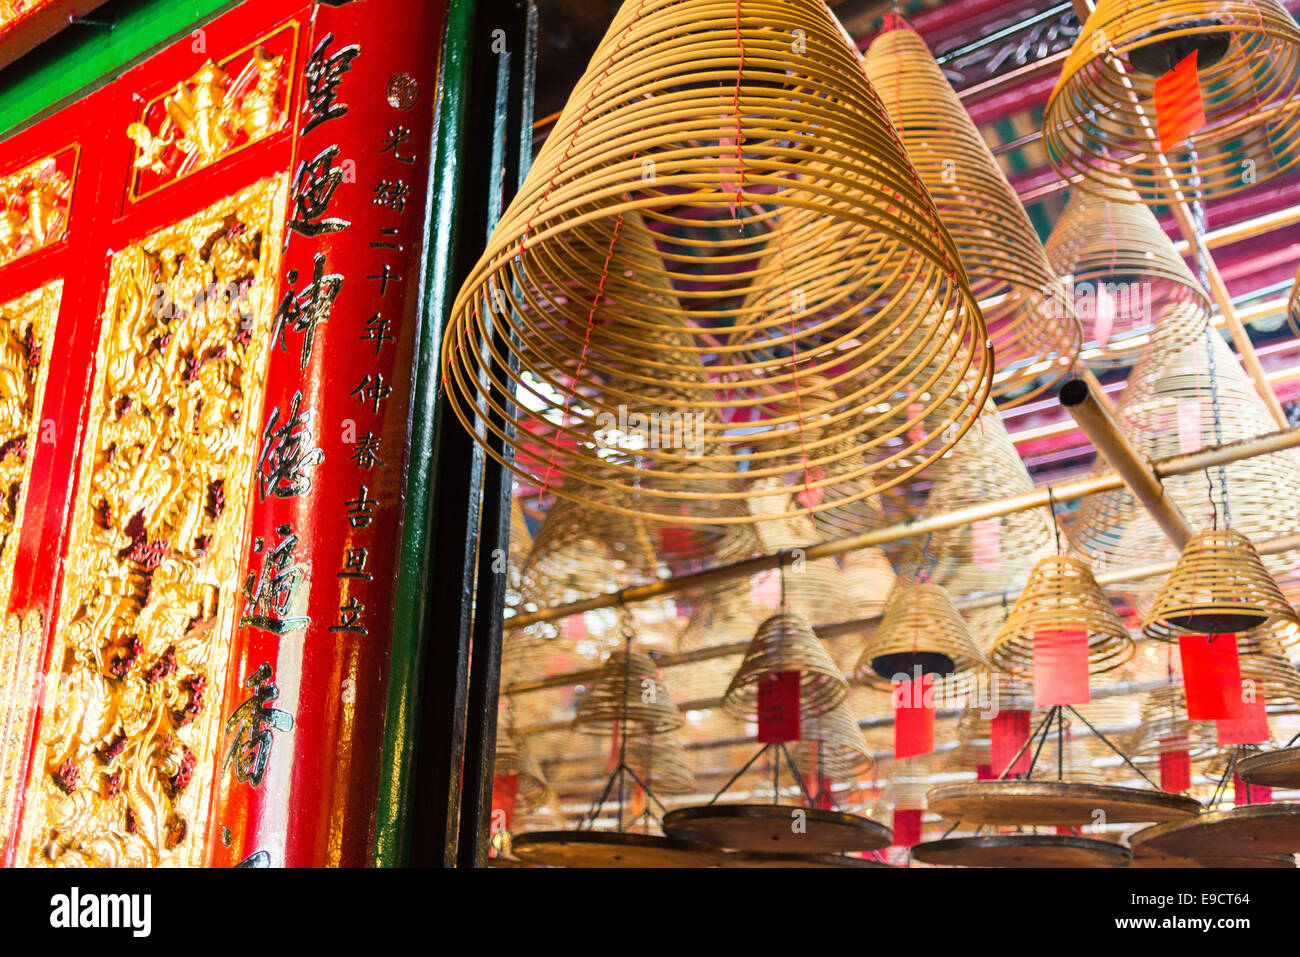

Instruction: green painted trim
[373,0,476,868]
[0,0,236,137]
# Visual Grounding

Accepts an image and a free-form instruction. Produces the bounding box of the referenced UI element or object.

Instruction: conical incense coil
[1142,529,1299,641]
[1044,0,1300,203]
[1129,683,1216,763]
[907,401,1056,596]
[1045,179,1210,365]
[790,700,874,781]
[722,611,847,722]
[625,732,697,795]
[864,23,1081,406]
[950,671,1037,768]
[440,0,992,528]
[495,726,554,811]
[1238,628,1300,711]
[1070,309,1300,582]
[853,582,987,690]
[989,555,1134,676]
[573,648,684,736]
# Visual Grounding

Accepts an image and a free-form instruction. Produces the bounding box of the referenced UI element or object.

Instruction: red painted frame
[0,0,444,867]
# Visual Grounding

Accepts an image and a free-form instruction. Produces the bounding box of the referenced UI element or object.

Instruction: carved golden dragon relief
[0,154,73,268]
[18,176,286,867]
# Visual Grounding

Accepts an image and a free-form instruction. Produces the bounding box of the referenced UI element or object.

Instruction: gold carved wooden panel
[0,146,76,268]
[18,175,287,867]
[0,281,62,862]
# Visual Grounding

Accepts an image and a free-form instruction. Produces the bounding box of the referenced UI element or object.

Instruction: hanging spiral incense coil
[495,726,554,811]
[1070,307,1300,584]
[723,611,848,721]
[1045,179,1210,365]
[1238,628,1300,711]
[1130,683,1217,763]
[440,0,992,528]
[625,732,697,795]
[853,582,987,690]
[1044,0,1300,203]
[1142,529,1300,641]
[573,648,685,736]
[863,23,1081,406]
[988,555,1134,676]
[905,402,1056,597]
[790,700,874,781]
[949,671,1037,769]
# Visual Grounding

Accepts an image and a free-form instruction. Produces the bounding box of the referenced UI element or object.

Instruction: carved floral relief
[17,175,287,867]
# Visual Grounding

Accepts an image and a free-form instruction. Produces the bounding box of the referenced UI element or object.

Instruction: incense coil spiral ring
[789,700,874,780]
[864,24,1081,406]
[853,582,987,691]
[1288,262,1300,337]
[573,648,685,736]
[440,0,991,527]
[1045,0,1300,203]
[723,611,848,721]
[1142,528,1300,641]
[494,728,554,810]
[1045,179,1210,366]
[1128,683,1216,764]
[988,555,1134,676]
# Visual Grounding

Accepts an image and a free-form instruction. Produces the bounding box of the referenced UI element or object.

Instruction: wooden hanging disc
[1236,747,1300,790]
[1129,805,1300,859]
[509,830,724,868]
[911,834,1132,868]
[927,780,1201,826]
[1129,849,1295,869]
[662,804,893,854]
[717,851,892,868]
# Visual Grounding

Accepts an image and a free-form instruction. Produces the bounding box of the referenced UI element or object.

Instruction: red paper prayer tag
[1032,629,1090,707]
[563,615,588,641]
[976,763,995,780]
[990,710,1032,777]
[1094,281,1116,349]
[1179,634,1244,720]
[1158,749,1191,792]
[893,675,935,759]
[1154,51,1207,151]
[1055,826,1080,836]
[1233,773,1272,806]
[970,518,1000,565]
[893,808,923,848]
[492,774,520,832]
[1216,696,1269,745]
[756,670,801,743]
[796,467,826,509]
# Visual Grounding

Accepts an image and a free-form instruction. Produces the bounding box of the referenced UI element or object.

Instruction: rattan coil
[573,648,685,736]
[1044,0,1300,203]
[853,582,988,690]
[723,611,848,721]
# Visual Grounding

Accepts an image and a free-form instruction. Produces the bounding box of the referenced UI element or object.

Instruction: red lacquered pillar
[206,0,446,867]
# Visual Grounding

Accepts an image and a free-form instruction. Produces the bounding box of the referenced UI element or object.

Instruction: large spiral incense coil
[1044,0,1300,203]
[863,23,1081,406]
[440,0,991,528]
[495,726,554,811]
[989,555,1134,677]
[1238,628,1300,711]
[948,671,1037,770]
[906,402,1056,597]
[1070,308,1300,584]
[723,611,848,721]
[1045,179,1210,365]
[1129,683,1217,764]
[573,648,685,736]
[626,733,698,795]
[1142,529,1300,641]
[790,700,874,781]
[853,582,987,690]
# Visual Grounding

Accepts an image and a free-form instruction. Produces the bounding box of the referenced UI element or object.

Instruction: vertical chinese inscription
[18,176,287,867]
